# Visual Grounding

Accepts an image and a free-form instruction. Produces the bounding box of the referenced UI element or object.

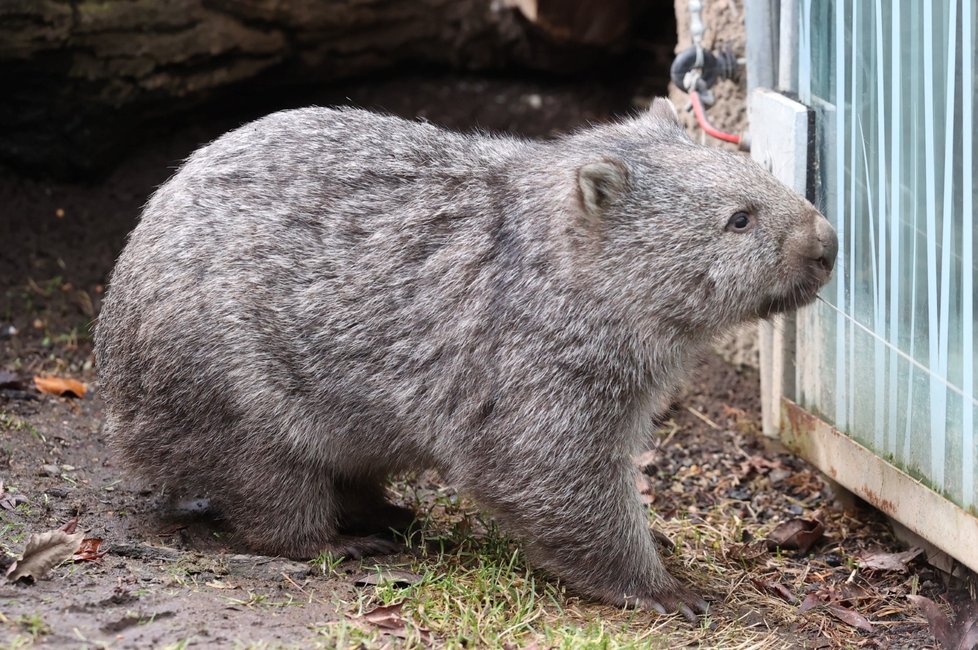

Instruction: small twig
[686,406,721,430]
[659,420,681,447]
[282,572,308,594]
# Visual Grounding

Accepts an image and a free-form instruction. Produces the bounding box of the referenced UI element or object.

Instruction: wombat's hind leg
[336,479,417,540]
[224,458,401,561]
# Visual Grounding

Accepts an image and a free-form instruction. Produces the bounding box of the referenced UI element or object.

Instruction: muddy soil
[0,73,964,649]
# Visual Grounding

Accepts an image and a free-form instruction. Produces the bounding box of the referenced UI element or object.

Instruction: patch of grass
[311,550,346,577]
[332,498,695,649]
[320,475,823,649]
[17,613,51,640]
[370,524,559,645]
[310,618,386,649]
[0,522,29,555]
[0,409,42,441]
[0,635,33,650]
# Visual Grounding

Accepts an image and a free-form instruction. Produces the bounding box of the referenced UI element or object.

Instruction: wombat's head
[571,98,837,332]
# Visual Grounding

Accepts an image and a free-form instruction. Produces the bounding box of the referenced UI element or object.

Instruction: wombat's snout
[810,211,838,275]
[806,210,839,274]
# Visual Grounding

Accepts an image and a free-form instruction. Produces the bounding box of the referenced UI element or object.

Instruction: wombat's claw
[641,586,709,624]
[323,535,404,560]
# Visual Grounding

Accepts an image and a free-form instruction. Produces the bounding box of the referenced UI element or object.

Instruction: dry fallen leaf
[0,480,28,511]
[34,375,87,398]
[72,538,107,562]
[358,602,431,642]
[750,577,798,605]
[362,602,407,630]
[799,588,875,634]
[798,592,822,615]
[857,547,924,573]
[0,492,28,511]
[766,517,825,554]
[739,455,784,478]
[353,569,423,588]
[726,540,769,563]
[909,595,978,650]
[6,529,85,583]
[825,603,876,633]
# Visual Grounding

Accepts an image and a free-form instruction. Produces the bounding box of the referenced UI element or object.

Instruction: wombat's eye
[726,211,753,233]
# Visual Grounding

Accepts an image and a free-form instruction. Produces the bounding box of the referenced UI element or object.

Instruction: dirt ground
[0,74,972,649]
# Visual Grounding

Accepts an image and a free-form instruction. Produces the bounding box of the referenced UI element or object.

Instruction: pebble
[39,463,61,477]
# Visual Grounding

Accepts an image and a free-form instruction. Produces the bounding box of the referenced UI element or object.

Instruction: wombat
[95,98,837,622]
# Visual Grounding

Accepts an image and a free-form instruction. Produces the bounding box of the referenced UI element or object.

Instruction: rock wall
[0,0,665,176]
[670,0,758,368]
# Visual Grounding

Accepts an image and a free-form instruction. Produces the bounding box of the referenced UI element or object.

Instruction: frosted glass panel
[794,0,977,509]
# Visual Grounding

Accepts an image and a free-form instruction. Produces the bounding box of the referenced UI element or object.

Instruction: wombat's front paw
[631,584,709,624]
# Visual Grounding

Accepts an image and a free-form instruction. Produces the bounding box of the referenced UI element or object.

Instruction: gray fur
[95,102,836,620]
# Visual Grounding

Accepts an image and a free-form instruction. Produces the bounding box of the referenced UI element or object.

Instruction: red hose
[689,89,741,145]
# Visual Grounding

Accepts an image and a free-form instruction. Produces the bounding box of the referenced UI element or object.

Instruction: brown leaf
[0,493,28,511]
[362,602,407,631]
[750,577,798,605]
[727,540,769,563]
[766,518,825,554]
[857,547,924,573]
[72,538,107,562]
[739,455,784,478]
[33,376,87,398]
[909,595,978,650]
[359,602,431,642]
[60,516,79,535]
[0,480,28,511]
[826,603,875,633]
[798,592,823,614]
[6,529,85,583]
[353,569,422,588]
[799,590,875,633]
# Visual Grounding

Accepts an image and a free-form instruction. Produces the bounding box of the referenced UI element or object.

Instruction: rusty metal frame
[781,399,978,575]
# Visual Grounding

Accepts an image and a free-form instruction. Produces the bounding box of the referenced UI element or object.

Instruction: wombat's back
[96,108,529,488]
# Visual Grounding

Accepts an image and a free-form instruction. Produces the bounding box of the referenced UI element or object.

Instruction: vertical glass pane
[792,0,978,510]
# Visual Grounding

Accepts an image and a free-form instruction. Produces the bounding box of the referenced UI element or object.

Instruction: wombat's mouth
[756,276,826,319]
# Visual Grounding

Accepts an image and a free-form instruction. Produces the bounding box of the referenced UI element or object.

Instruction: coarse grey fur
[95,99,837,621]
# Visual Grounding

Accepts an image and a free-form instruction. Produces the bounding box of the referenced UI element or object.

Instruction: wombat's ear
[577,158,629,218]
[649,97,681,126]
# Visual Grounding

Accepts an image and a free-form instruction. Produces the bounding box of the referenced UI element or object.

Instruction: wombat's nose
[813,213,838,273]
